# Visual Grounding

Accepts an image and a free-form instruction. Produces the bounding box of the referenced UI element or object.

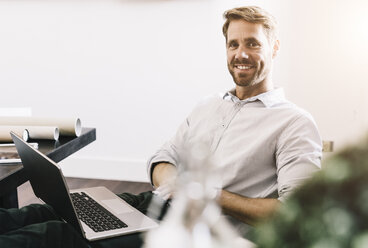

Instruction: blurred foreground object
[144,143,254,248]
[254,135,368,248]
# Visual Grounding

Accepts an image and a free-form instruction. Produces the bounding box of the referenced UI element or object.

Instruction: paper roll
[0,126,29,142]
[0,117,81,137]
[25,126,59,140]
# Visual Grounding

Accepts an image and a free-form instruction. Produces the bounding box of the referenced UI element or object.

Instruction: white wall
[1,0,367,181]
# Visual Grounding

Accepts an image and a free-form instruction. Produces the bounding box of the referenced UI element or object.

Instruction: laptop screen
[11,132,82,232]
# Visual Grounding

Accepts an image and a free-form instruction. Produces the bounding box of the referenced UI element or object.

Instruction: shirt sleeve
[146,117,190,186]
[275,113,322,202]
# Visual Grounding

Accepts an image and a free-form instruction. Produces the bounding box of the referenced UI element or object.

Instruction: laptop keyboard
[71,192,128,232]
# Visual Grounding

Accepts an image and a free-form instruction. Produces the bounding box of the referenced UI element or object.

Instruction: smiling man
[149,6,322,237]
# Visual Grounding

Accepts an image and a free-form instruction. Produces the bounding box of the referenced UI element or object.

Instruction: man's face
[226,19,277,88]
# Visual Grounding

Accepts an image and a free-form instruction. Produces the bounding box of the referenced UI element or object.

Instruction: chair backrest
[322,140,334,152]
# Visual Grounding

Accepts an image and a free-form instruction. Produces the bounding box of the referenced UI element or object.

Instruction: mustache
[231,58,255,66]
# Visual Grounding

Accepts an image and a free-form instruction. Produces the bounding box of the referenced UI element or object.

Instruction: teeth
[236,65,251,70]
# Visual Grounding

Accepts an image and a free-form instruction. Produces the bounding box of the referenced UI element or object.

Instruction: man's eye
[248,42,260,48]
[228,42,238,49]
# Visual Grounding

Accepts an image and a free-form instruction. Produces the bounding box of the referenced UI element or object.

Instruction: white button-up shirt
[147,88,322,235]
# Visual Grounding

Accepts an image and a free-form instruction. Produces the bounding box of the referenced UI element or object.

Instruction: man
[148,6,322,236]
[0,6,321,247]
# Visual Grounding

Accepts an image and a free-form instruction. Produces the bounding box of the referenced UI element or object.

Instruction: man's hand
[152,163,177,200]
[153,179,176,201]
[219,190,280,226]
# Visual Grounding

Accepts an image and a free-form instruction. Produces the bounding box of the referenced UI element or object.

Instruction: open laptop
[11,132,158,241]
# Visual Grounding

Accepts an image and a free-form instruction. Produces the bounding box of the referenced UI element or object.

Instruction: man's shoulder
[276,101,316,130]
[268,98,317,128]
[186,93,227,119]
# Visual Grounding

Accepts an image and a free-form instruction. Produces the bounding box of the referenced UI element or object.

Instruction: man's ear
[272,39,280,58]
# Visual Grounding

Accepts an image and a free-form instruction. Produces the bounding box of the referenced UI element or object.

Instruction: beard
[227,59,271,87]
[229,68,257,87]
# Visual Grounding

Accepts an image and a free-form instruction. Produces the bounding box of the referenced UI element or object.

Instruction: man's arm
[151,163,178,200]
[153,163,280,224]
[219,190,280,226]
[152,162,177,188]
[218,114,321,226]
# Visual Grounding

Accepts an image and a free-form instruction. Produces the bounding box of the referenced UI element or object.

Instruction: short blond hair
[222,6,278,42]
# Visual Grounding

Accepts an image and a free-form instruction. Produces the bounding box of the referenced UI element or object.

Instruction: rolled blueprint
[0,126,28,142]
[0,117,81,137]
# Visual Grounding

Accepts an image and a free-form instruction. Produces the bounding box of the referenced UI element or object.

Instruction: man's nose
[235,48,249,60]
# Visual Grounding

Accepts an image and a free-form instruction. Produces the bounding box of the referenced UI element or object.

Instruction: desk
[0,127,96,208]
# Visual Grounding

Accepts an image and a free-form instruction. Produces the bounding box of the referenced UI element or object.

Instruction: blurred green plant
[254,136,368,248]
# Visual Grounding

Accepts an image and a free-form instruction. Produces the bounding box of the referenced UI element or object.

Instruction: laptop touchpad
[102,199,134,214]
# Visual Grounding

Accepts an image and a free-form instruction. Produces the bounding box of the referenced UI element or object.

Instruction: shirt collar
[223,88,286,108]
